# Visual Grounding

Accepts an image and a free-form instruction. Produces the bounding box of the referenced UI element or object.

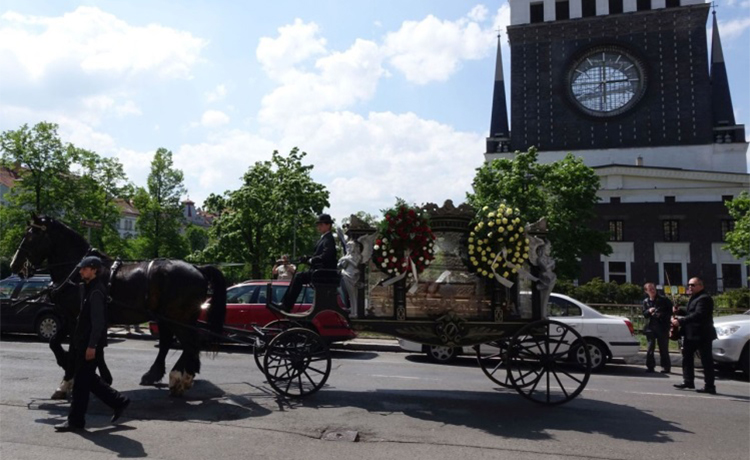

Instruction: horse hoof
[140,376,159,386]
[50,390,68,400]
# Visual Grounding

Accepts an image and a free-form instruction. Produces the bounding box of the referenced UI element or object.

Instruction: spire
[710,10,736,127]
[489,34,509,139]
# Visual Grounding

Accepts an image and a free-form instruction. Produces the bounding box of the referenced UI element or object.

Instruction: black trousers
[68,357,127,428]
[681,338,715,388]
[645,331,671,371]
[281,272,312,309]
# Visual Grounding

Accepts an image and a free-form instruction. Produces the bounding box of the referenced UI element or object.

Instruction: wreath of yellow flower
[468,204,530,281]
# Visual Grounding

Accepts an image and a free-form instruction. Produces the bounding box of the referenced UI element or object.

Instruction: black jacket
[73,277,109,352]
[676,290,717,342]
[642,294,672,334]
[309,231,337,270]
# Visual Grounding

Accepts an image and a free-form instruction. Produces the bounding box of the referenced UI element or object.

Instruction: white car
[398,293,640,371]
[712,310,750,378]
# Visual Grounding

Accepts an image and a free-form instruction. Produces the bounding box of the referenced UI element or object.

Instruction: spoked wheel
[507,319,591,405]
[263,327,331,398]
[254,319,301,372]
[476,340,514,388]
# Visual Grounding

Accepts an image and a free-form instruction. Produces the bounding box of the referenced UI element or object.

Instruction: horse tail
[197,265,227,338]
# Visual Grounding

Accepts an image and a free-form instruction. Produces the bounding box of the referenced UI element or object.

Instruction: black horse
[9,215,227,397]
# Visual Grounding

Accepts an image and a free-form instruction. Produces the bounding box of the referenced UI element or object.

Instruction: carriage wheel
[253,319,301,372]
[507,319,591,405]
[475,340,514,388]
[263,328,331,398]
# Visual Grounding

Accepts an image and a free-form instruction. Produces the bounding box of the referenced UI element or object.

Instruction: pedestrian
[642,282,672,374]
[672,277,717,394]
[280,214,337,311]
[55,256,130,432]
[272,254,296,281]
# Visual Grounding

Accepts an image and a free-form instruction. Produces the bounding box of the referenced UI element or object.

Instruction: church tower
[486,0,749,291]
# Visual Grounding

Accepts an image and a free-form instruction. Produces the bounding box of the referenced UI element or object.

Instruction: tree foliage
[467,147,610,279]
[133,148,187,259]
[724,191,750,265]
[203,148,329,279]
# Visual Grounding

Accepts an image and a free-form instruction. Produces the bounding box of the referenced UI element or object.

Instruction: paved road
[1,336,748,460]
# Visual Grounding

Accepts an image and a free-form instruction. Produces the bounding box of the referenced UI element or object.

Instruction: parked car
[150,280,356,344]
[712,310,750,378]
[398,292,639,371]
[0,275,61,341]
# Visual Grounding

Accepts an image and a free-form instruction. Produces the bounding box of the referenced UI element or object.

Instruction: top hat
[315,213,333,225]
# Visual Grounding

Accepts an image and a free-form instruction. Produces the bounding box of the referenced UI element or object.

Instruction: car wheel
[572,340,608,372]
[426,345,458,364]
[36,314,61,342]
[739,344,749,379]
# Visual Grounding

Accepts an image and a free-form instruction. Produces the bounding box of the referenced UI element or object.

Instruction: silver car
[712,310,750,378]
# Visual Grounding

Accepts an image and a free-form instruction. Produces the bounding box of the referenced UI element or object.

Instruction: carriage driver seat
[310,269,340,310]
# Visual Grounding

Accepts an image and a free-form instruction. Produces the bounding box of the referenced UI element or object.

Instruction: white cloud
[468,5,489,22]
[0,7,207,82]
[200,110,230,127]
[115,100,142,117]
[205,84,227,103]
[256,18,327,79]
[383,10,496,85]
[718,16,750,40]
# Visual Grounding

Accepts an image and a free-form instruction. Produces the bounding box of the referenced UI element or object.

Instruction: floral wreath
[373,200,436,279]
[468,203,530,285]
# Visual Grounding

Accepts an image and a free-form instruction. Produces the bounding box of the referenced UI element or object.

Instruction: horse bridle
[13,222,50,278]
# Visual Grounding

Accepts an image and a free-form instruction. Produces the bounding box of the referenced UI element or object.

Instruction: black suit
[643,294,672,372]
[68,277,128,428]
[282,232,337,309]
[676,290,717,388]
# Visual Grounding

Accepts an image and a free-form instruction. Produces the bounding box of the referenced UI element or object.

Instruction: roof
[0,165,21,188]
[114,198,140,216]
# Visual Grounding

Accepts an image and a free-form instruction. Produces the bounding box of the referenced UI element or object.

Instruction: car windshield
[0,280,20,299]
[19,280,49,299]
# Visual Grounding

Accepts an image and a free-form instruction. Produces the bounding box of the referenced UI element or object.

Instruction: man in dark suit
[672,277,717,394]
[642,282,672,373]
[281,213,337,311]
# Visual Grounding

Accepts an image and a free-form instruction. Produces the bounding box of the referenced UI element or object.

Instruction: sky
[1,0,748,223]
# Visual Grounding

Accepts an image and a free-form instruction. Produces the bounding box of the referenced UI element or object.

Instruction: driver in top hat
[280,213,337,311]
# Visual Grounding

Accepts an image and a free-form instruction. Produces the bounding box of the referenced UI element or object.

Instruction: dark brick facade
[580,200,733,292]
[507,4,713,153]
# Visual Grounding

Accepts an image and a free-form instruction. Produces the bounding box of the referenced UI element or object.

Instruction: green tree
[467,147,610,279]
[133,148,188,259]
[724,191,750,265]
[203,148,329,279]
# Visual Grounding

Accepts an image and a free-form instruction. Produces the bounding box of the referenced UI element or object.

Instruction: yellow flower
[482,206,489,211]
[523,253,529,259]
[472,259,479,266]
[469,244,474,250]
[515,251,520,257]
[468,237,473,243]
[512,268,518,273]
[503,271,510,278]
[508,225,514,231]
[502,218,508,224]
[498,226,505,233]
[488,211,495,218]
[481,256,487,262]
[492,263,499,269]
[488,232,493,238]
[490,252,496,259]
[488,221,494,227]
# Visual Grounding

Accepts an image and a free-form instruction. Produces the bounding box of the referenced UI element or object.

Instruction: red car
[150,280,355,343]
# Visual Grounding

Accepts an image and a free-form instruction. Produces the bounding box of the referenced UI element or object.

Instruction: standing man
[672,277,717,394]
[272,255,296,281]
[55,256,130,432]
[642,283,673,373]
[281,214,337,310]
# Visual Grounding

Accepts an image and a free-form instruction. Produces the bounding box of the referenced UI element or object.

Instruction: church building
[486,0,749,292]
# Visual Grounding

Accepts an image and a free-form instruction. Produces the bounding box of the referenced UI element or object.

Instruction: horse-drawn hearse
[10,200,592,406]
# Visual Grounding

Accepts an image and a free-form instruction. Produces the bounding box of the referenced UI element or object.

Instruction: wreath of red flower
[373,201,436,277]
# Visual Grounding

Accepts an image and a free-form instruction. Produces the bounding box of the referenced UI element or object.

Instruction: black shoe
[54,421,83,432]
[111,398,130,423]
[660,369,671,374]
[696,386,717,395]
[646,369,655,373]
[673,383,695,390]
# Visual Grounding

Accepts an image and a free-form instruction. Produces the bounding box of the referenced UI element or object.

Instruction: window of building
[637,0,651,11]
[530,2,545,23]
[663,220,679,242]
[721,264,742,290]
[665,0,680,7]
[663,263,683,287]
[721,220,735,242]
[664,196,675,203]
[610,196,621,204]
[609,0,624,14]
[556,0,570,20]
[608,261,628,284]
[722,195,734,203]
[609,220,624,241]
[582,0,597,17]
